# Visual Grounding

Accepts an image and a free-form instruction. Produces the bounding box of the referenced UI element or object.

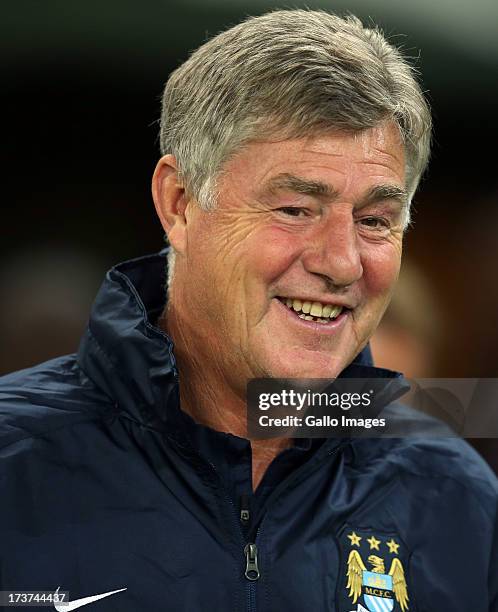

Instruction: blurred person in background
[370,259,444,378]
[1,9,497,612]
[371,259,498,475]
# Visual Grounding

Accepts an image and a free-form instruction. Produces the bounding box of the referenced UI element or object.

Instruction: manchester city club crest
[338,527,410,612]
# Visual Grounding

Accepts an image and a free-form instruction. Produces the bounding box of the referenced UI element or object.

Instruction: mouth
[276,297,349,324]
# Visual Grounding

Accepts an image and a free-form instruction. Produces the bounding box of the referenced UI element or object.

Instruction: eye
[359,216,390,229]
[277,207,309,217]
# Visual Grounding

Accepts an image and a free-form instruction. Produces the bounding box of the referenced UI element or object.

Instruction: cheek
[362,244,401,297]
[242,227,304,283]
[184,224,291,314]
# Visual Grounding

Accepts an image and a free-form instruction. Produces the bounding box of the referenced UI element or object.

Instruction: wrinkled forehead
[216,123,407,202]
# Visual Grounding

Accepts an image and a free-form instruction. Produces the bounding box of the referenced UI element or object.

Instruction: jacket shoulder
[353,436,498,517]
[0,355,114,450]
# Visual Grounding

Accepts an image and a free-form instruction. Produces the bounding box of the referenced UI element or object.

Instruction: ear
[152,155,189,255]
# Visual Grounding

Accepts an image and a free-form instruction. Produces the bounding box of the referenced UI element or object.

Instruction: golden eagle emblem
[346,547,409,611]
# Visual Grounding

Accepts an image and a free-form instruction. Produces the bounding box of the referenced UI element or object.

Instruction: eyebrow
[264,173,340,200]
[360,184,409,208]
[262,172,409,208]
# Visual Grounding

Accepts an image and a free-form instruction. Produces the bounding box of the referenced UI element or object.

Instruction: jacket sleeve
[490,498,498,611]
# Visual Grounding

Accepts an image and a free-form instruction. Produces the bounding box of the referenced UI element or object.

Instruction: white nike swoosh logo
[53,587,127,611]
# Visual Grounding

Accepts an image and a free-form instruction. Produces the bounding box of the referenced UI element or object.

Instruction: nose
[301,210,363,289]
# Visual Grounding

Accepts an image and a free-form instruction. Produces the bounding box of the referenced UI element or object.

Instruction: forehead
[220,122,406,198]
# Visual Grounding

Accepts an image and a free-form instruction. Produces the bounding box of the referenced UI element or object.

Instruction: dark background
[2,0,497,469]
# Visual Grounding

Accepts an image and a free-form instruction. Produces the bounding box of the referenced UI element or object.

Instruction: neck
[160,300,291,490]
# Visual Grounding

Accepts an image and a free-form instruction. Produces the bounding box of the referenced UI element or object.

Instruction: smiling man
[1,9,497,612]
[154,124,408,487]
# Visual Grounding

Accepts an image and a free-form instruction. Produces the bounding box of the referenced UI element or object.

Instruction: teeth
[322,304,333,317]
[281,297,344,320]
[292,299,303,312]
[330,305,342,318]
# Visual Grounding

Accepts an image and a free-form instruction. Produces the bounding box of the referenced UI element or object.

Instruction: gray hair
[160,9,432,284]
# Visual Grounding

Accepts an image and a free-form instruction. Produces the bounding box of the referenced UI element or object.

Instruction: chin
[262,352,346,380]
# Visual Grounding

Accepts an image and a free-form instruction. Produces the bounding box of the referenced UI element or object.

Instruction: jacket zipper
[169,438,260,611]
[205,470,262,612]
[244,541,259,612]
[244,543,260,580]
[240,494,251,525]
[169,435,349,612]
[242,441,348,612]
[240,496,259,612]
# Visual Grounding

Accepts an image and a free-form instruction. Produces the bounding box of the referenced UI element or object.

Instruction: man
[1,9,496,612]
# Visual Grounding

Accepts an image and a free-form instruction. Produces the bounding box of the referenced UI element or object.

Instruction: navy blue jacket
[1,251,497,611]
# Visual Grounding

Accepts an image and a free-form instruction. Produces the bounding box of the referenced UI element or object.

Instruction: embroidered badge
[340,528,409,612]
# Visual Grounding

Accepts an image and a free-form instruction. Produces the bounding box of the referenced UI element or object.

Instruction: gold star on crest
[386,539,400,554]
[347,531,361,547]
[367,536,381,550]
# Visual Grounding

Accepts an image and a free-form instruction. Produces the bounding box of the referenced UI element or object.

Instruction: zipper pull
[244,543,260,581]
[240,494,250,524]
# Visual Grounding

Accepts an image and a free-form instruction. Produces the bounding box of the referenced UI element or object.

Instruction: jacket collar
[77,250,401,431]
